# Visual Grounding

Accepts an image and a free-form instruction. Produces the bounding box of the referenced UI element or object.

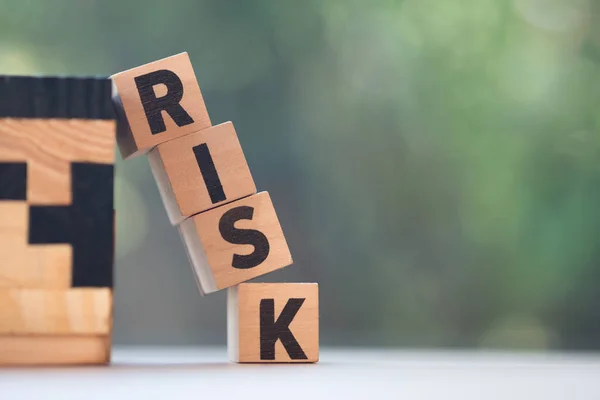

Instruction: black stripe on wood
[0,76,114,120]
[193,143,226,204]
[260,298,308,360]
[0,162,27,200]
[29,163,114,288]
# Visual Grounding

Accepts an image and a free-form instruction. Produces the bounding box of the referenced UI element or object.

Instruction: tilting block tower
[111,53,319,363]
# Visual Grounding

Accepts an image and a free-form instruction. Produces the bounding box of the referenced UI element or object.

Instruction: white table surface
[1,347,599,399]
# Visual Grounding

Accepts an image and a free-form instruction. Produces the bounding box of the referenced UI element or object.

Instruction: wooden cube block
[0,76,115,366]
[0,77,115,290]
[228,283,319,363]
[111,52,212,159]
[179,192,292,294]
[0,288,112,335]
[148,121,256,225]
[0,335,110,365]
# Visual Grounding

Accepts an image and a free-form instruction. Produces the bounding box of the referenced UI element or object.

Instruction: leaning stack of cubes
[111,53,318,363]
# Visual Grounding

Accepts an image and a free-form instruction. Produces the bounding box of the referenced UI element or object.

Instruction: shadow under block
[179,192,292,295]
[0,119,116,289]
[0,335,110,365]
[228,283,319,363]
[111,52,212,159]
[148,121,256,224]
[0,288,112,335]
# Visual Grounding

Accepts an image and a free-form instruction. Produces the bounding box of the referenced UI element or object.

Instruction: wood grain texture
[0,119,115,289]
[179,192,293,295]
[0,288,112,335]
[228,283,319,363]
[111,52,211,159]
[0,202,71,288]
[148,121,256,225]
[0,119,115,205]
[0,335,110,365]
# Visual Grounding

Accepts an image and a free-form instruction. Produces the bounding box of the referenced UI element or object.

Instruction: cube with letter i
[148,121,256,224]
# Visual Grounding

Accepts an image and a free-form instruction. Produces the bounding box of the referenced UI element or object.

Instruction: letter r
[134,69,194,135]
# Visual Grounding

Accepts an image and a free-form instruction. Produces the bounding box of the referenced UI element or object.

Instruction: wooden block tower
[0,76,115,365]
[111,53,318,363]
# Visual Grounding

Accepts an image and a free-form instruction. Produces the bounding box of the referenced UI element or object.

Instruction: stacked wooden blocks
[111,53,318,363]
[0,76,115,365]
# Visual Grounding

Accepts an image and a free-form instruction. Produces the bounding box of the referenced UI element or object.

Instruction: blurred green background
[2,0,599,350]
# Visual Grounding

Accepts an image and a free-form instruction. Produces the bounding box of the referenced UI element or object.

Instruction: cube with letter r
[111,52,212,159]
